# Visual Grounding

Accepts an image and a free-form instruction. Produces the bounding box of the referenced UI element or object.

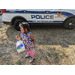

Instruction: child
[16,22,35,63]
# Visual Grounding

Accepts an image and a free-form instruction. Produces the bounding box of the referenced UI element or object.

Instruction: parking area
[0,19,75,65]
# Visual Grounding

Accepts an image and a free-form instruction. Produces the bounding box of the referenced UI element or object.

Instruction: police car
[1,9,75,31]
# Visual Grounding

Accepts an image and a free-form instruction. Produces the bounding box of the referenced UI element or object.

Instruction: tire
[14,19,25,31]
[63,18,75,30]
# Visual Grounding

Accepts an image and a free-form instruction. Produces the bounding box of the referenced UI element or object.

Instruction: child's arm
[20,36,22,40]
[16,35,22,40]
[30,33,35,48]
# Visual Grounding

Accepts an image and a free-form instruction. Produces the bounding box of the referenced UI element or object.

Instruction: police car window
[42,9,53,11]
[24,9,43,11]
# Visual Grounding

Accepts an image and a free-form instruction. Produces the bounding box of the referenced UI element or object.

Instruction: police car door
[42,9,64,23]
[6,9,43,23]
[22,9,45,23]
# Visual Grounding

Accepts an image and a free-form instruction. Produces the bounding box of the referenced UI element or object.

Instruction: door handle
[45,11,50,13]
[22,10,27,12]
[45,11,50,12]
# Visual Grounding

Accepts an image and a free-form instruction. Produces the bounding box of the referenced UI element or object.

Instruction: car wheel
[14,19,25,31]
[63,18,75,30]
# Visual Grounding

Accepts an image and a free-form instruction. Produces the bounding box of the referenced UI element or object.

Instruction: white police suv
[1,9,75,31]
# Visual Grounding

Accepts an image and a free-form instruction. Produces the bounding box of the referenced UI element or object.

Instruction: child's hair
[19,22,30,32]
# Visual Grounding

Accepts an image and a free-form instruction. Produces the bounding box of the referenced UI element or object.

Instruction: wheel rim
[66,20,75,29]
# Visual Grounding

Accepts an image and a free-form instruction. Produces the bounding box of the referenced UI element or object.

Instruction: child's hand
[33,45,35,48]
[16,35,20,40]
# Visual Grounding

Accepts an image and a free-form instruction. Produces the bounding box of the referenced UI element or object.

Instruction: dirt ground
[0,19,75,65]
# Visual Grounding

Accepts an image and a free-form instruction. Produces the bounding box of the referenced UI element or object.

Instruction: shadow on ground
[6,24,75,48]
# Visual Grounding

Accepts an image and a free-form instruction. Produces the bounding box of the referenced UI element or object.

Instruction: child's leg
[25,51,30,57]
[28,51,33,58]
[28,51,34,63]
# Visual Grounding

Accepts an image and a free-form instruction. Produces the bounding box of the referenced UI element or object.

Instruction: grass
[5,45,7,47]
[59,54,64,59]
[4,27,7,30]
[15,60,21,65]
[46,52,52,57]
[53,47,56,50]
[47,42,49,44]
[53,52,59,60]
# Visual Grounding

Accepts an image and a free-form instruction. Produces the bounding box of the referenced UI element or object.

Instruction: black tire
[14,19,25,31]
[63,18,75,30]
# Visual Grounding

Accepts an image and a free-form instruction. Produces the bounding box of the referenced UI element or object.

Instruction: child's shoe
[25,54,30,58]
[29,57,33,63]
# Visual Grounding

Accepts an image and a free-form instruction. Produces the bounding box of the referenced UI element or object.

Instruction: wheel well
[11,16,27,25]
[63,16,75,25]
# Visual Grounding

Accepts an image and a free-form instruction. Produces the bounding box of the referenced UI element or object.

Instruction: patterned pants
[28,51,33,58]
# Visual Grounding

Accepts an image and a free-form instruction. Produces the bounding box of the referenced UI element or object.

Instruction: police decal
[31,15,54,19]
[55,12,62,18]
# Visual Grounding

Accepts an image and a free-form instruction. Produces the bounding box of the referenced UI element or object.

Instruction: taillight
[1,9,6,15]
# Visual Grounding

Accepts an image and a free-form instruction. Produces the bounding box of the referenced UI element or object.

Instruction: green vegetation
[15,60,21,65]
